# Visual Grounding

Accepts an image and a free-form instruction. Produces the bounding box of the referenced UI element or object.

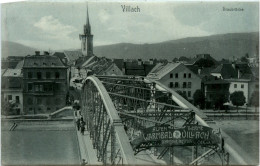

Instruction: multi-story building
[1,69,23,115]
[23,51,68,114]
[147,62,202,101]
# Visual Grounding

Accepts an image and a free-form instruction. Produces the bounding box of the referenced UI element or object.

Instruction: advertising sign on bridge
[131,124,220,148]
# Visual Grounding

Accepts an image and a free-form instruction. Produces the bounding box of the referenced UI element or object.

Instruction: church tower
[79,5,93,56]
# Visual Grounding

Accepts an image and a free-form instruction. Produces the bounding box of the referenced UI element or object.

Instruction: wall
[159,64,201,101]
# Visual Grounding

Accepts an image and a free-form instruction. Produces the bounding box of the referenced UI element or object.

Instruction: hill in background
[1,32,259,61]
[1,41,37,59]
[94,32,259,60]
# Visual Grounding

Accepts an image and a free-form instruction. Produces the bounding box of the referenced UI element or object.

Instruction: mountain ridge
[2,32,259,60]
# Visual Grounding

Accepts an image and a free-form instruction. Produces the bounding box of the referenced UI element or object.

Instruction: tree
[249,91,259,112]
[196,59,215,68]
[193,90,205,109]
[230,91,246,112]
[212,91,229,110]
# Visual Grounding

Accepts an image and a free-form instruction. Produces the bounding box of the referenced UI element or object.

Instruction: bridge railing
[81,76,136,165]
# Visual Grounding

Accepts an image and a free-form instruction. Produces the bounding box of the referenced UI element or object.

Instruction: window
[183,91,186,96]
[188,73,191,78]
[46,72,51,79]
[37,72,42,79]
[184,73,186,78]
[47,107,51,111]
[8,95,12,101]
[175,73,178,78]
[234,84,237,88]
[183,82,187,88]
[169,82,173,88]
[55,72,60,79]
[28,72,33,78]
[188,91,191,97]
[16,96,19,103]
[35,85,39,92]
[170,73,173,78]
[28,83,33,91]
[188,82,192,88]
[175,82,179,88]
[241,84,244,88]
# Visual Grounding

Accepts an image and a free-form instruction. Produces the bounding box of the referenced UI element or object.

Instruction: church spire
[86,3,91,34]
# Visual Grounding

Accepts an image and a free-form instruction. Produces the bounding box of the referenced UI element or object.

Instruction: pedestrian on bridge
[76,118,80,131]
[80,119,86,135]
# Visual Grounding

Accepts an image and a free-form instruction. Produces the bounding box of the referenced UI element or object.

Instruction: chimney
[238,69,240,79]
[138,59,143,65]
[35,51,40,56]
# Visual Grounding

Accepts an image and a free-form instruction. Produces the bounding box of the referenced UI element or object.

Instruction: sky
[1,1,259,50]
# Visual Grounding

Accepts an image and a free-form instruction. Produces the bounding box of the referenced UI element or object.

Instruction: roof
[53,52,66,59]
[211,63,253,79]
[113,59,124,70]
[15,60,24,69]
[75,55,97,68]
[148,63,181,79]
[64,50,83,62]
[23,55,66,68]
[125,61,144,70]
[2,69,22,77]
[188,54,218,65]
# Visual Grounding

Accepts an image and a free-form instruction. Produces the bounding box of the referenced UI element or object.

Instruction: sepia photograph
[1,1,259,165]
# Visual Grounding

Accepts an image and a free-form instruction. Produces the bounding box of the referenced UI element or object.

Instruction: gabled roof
[148,62,181,79]
[113,59,124,70]
[64,50,83,62]
[23,55,66,68]
[188,54,218,65]
[3,69,22,77]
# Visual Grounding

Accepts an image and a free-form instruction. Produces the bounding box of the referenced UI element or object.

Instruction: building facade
[148,63,202,101]
[23,51,68,114]
[1,69,23,115]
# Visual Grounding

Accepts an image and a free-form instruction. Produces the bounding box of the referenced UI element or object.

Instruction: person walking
[76,118,80,131]
[80,119,86,135]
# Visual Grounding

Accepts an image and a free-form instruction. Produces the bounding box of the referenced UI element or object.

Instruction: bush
[230,91,246,112]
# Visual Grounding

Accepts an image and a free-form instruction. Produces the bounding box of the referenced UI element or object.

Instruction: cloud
[34,15,77,39]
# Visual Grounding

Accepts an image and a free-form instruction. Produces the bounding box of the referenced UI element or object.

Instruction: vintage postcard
[1,1,259,165]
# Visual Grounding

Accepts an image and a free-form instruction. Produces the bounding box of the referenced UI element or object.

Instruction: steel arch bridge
[80,75,253,165]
